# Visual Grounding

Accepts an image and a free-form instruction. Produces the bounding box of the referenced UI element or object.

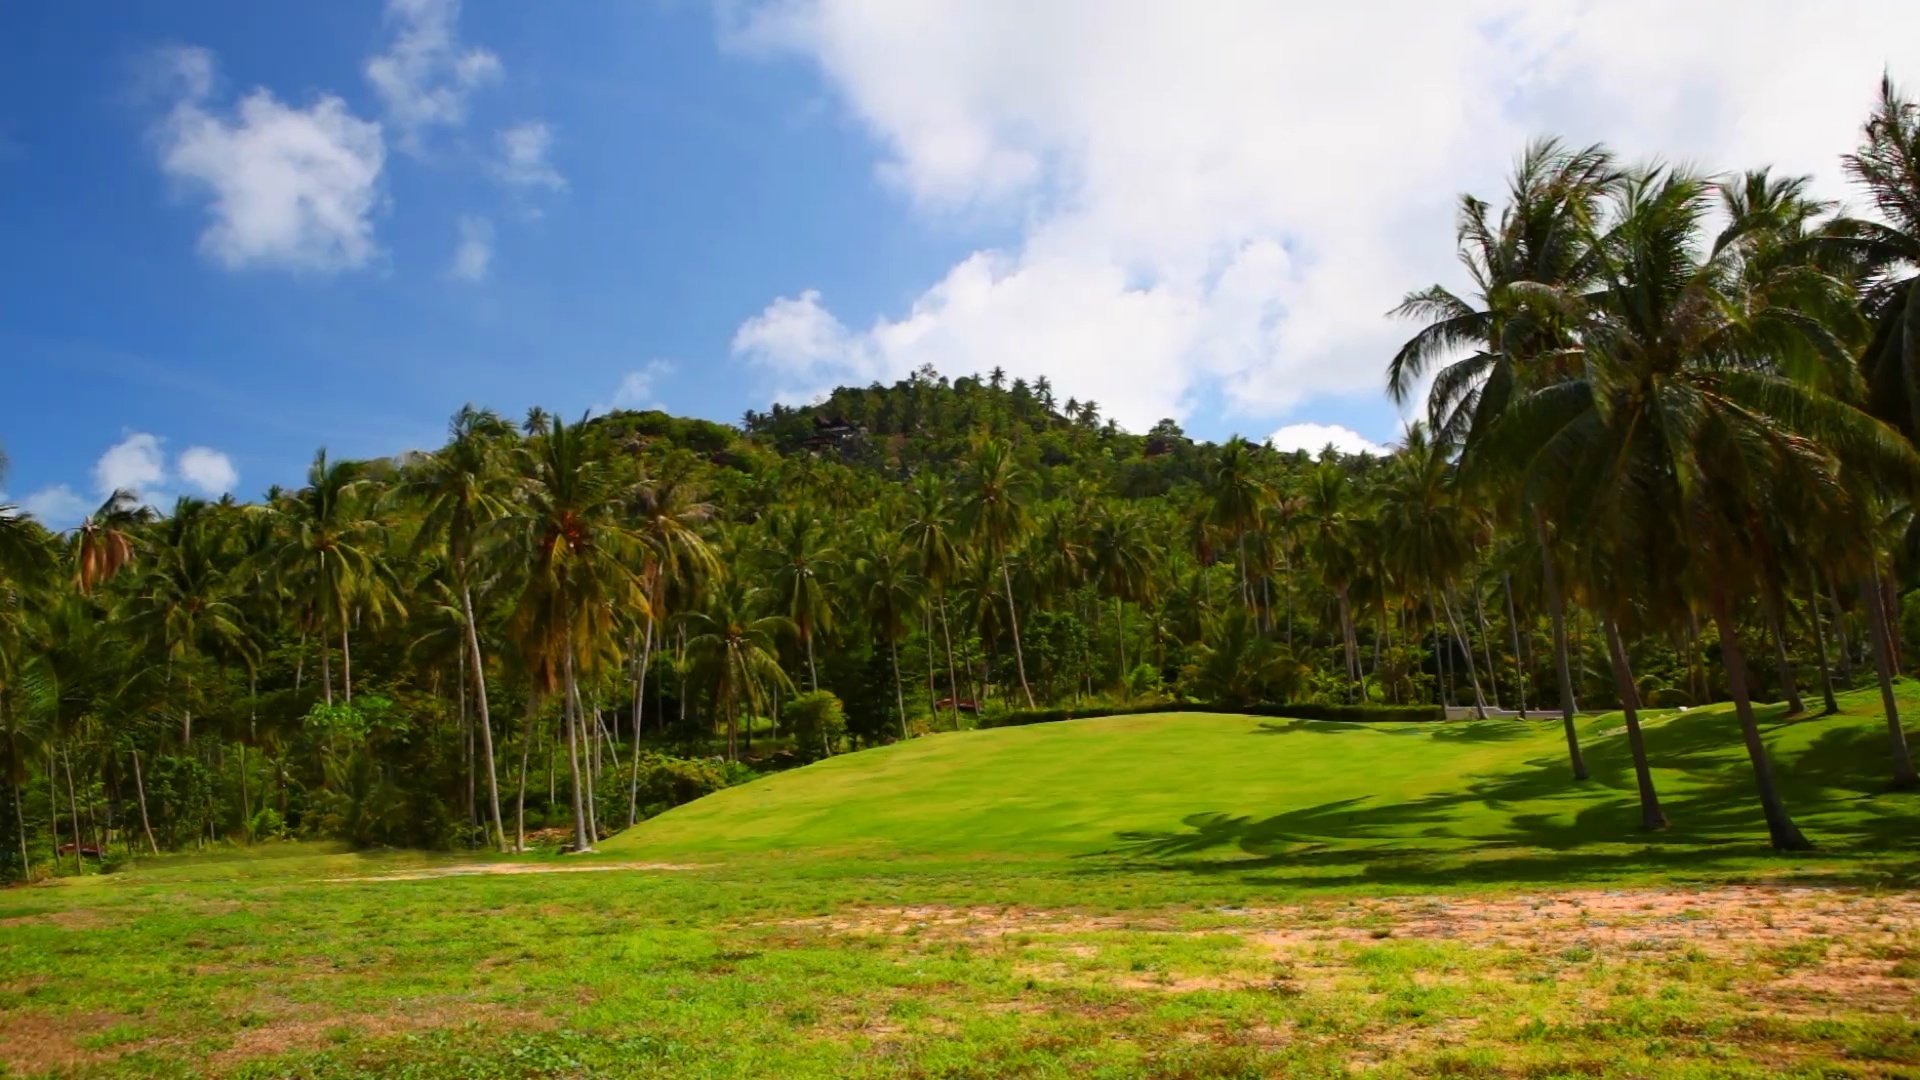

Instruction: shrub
[632,754,732,814]
[784,691,848,761]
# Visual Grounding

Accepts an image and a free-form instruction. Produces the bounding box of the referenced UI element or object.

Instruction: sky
[2,1,1916,528]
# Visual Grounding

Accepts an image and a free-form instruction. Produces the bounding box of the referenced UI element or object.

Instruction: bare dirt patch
[0,1010,130,1074]
[0,908,111,930]
[328,860,696,882]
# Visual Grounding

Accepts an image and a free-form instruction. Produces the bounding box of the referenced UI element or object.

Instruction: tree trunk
[1827,578,1855,687]
[320,630,334,706]
[1710,592,1812,851]
[805,632,818,693]
[890,634,909,740]
[1537,517,1587,779]
[1440,590,1487,718]
[62,745,83,874]
[1115,597,1127,691]
[1473,582,1500,710]
[1807,570,1839,716]
[1861,572,1919,790]
[628,615,655,828]
[572,675,599,844]
[130,749,159,855]
[1602,615,1668,830]
[341,624,353,704]
[514,699,535,852]
[460,585,507,851]
[925,608,940,727]
[13,781,30,878]
[1760,589,1804,716]
[1504,574,1529,718]
[563,652,593,853]
[1336,587,1358,698]
[938,593,962,727]
[1002,562,1037,708]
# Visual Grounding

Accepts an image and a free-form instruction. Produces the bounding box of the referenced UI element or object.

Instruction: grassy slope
[609,691,1920,877]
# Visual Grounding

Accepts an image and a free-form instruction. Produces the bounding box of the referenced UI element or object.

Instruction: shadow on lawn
[1088,703,1920,891]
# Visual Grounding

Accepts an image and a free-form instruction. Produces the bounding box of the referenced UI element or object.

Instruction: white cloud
[725,2,1920,431]
[493,121,565,191]
[449,215,493,281]
[154,47,386,272]
[1268,423,1386,457]
[365,0,501,150]
[20,485,91,529]
[177,446,239,496]
[95,433,168,501]
[600,360,676,413]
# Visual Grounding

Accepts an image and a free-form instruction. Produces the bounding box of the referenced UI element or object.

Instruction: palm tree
[1296,461,1363,696]
[1084,502,1160,688]
[74,490,152,596]
[1374,425,1489,717]
[958,438,1036,708]
[271,451,402,706]
[506,414,644,852]
[684,578,792,760]
[902,474,964,724]
[1830,76,1920,441]
[766,509,836,691]
[1203,437,1272,612]
[124,498,256,747]
[853,530,923,738]
[392,405,513,851]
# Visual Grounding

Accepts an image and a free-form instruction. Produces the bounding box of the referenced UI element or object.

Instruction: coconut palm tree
[853,529,924,738]
[391,405,514,851]
[124,498,256,747]
[901,473,964,723]
[271,451,403,706]
[73,490,152,596]
[1296,461,1364,696]
[1084,502,1160,688]
[766,509,836,691]
[958,438,1036,708]
[1203,437,1272,611]
[684,578,792,761]
[1828,76,1920,441]
[1374,425,1489,717]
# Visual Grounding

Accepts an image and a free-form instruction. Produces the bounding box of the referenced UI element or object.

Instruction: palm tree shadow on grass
[1085,707,1920,890]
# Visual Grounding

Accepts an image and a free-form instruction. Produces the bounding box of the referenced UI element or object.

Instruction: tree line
[1,77,1918,876]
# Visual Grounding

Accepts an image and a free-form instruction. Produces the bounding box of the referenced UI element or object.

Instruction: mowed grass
[3,690,1918,1078]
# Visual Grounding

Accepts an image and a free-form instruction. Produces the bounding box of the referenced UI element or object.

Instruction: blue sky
[3,1,1915,525]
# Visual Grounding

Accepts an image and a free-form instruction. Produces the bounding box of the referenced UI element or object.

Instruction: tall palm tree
[506,414,644,852]
[1830,76,1920,441]
[392,405,513,851]
[853,530,923,738]
[1084,502,1160,687]
[684,578,792,761]
[766,509,836,691]
[125,498,256,746]
[902,474,964,723]
[1296,462,1363,696]
[271,451,402,706]
[73,490,152,596]
[1203,437,1271,610]
[958,438,1036,708]
[1374,425,1489,717]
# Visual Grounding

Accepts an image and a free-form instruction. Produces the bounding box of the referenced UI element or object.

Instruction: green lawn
[3,691,1918,1078]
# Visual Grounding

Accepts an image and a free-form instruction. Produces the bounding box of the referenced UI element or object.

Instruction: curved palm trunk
[130,748,159,855]
[461,585,507,851]
[1710,593,1812,851]
[804,630,818,693]
[1860,572,1919,789]
[1115,597,1127,689]
[1602,616,1668,830]
[628,615,655,828]
[514,699,536,852]
[1336,586,1358,700]
[1808,570,1840,715]
[1473,584,1500,710]
[1759,589,1804,716]
[937,592,962,727]
[341,625,353,704]
[1536,517,1587,779]
[1504,574,1529,718]
[562,652,592,853]
[889,634,908,740]
[1002,562,1036,708]
[14,781,30,877]
[62,745,82,874]
[1440,590,1487,719]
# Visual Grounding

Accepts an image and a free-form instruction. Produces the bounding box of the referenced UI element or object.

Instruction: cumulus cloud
[19,486,91,529]
[600,360,676,413]
[449,215,493,281]
[154,46,386,272]
[1267,423,1387,457]
[94,433,169,501]
[365,0,501,150]
[724,1,1920,431]
[493,121,565,191]
[177,446,240,495]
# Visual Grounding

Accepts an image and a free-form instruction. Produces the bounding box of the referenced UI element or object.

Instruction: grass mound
[606,690,1920,876]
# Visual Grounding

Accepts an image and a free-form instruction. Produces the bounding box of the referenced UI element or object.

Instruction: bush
[632,754,732,815]
[979,700,1445,729]
[784,691,848,761]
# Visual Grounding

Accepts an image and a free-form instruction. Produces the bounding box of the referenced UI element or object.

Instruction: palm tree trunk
[1860,571,1919,790]
[1760,589,1804,715]
[562,651,592,853]
[514,699,535,851]
[938,593,962,727]
[320,630,334,706]
[571,674,598,843]
[461,585,507,851]
[925,607,940,727]
[341,625,353,704]
[1115,597,1127,689]
[62,745,83,874]
[1602,615,1668,830]
[1709,592,1812,851]
[890,635,909,740]
[1807,570,1839,715]
[1336,587,1358,696]
[805,632,818,693]
[628,615,654,828]
[130,749,159,855]
[14,781,30,877]
[1537,517,1588,779]
[1504,574,1529,718]
[1827,578,1855,687]
[1440,590,1487,719]
[1473,583,1500,710]
[1002,561,1036,708]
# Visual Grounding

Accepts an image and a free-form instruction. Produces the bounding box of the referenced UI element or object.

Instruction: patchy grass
[3,690,1918,1077]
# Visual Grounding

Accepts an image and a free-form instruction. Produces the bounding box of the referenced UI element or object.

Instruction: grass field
[3,691,1918,1077]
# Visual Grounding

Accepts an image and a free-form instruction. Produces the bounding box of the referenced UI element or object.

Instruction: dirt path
[328,860,696,882]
